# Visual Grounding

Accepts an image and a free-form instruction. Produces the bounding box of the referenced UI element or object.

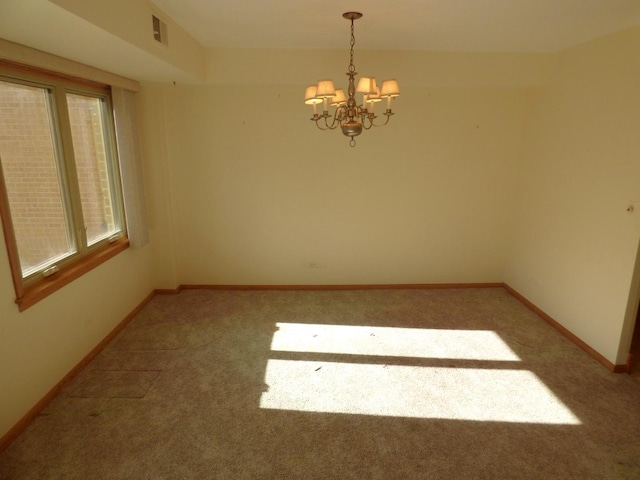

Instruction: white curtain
[112,87,150,248]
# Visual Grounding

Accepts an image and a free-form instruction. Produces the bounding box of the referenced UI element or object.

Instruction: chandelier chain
[348,19,356,73]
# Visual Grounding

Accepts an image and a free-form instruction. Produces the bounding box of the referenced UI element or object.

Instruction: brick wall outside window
[67,93,116,245]
[0,81,71,272]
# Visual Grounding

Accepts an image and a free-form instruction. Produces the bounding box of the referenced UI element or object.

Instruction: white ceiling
[151,0,640,52]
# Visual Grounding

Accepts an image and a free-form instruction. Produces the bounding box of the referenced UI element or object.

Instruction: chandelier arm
[322,117,340,130]
[359,112,371,130]
[368,113,393,128]
[334,105,349,128]
[357,107,374,130]
[313,117,337,131]
[310,114,330,130]
[314,108,345,130]
[312,120,331,131]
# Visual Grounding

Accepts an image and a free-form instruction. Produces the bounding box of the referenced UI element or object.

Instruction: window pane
[67,93,119,245]
[0,80,74,276]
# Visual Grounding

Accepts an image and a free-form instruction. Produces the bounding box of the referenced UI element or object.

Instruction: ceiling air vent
[152,15,168,46]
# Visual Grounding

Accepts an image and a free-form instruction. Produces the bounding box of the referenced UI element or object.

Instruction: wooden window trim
[15,238,129,311]
[0,162,23,298]
[0,59,110,92]
[0,61,130,311]
[1,161,129,311]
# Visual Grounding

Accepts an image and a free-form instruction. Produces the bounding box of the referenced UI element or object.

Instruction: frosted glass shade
[367,86,382,103]
[381,80,400,97]
[331,89,347,105]
[316,80,336,98]
[304,86,322,104]
[356,77,377,94]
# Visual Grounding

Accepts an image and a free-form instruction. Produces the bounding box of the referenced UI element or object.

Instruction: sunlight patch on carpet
[260,360,581,424]
[271,323,521,361]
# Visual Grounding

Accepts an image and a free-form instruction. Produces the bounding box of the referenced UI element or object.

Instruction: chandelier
[304,12,400,147]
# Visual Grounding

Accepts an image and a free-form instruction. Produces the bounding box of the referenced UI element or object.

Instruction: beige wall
[139,48,552,289]
[138,84,179,288]
[0,235,155,438]
[205,48,554,88]
[144,83,525,287]
[505,26,640,365]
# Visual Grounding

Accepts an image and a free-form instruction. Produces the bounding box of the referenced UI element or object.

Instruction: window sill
[16,238,130,312]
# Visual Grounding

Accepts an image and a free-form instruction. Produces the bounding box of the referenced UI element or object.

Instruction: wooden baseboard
[0,290,156,454]
[503,284,626,373]
[154,287,182,295]
[179,282,505,291]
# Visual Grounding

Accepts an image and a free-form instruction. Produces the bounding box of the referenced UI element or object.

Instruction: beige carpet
[1,288,640,479]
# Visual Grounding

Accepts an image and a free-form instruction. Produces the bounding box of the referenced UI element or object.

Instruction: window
[0,63,128,310]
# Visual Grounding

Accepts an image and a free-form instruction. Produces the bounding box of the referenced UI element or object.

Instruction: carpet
[1,288,639,479]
